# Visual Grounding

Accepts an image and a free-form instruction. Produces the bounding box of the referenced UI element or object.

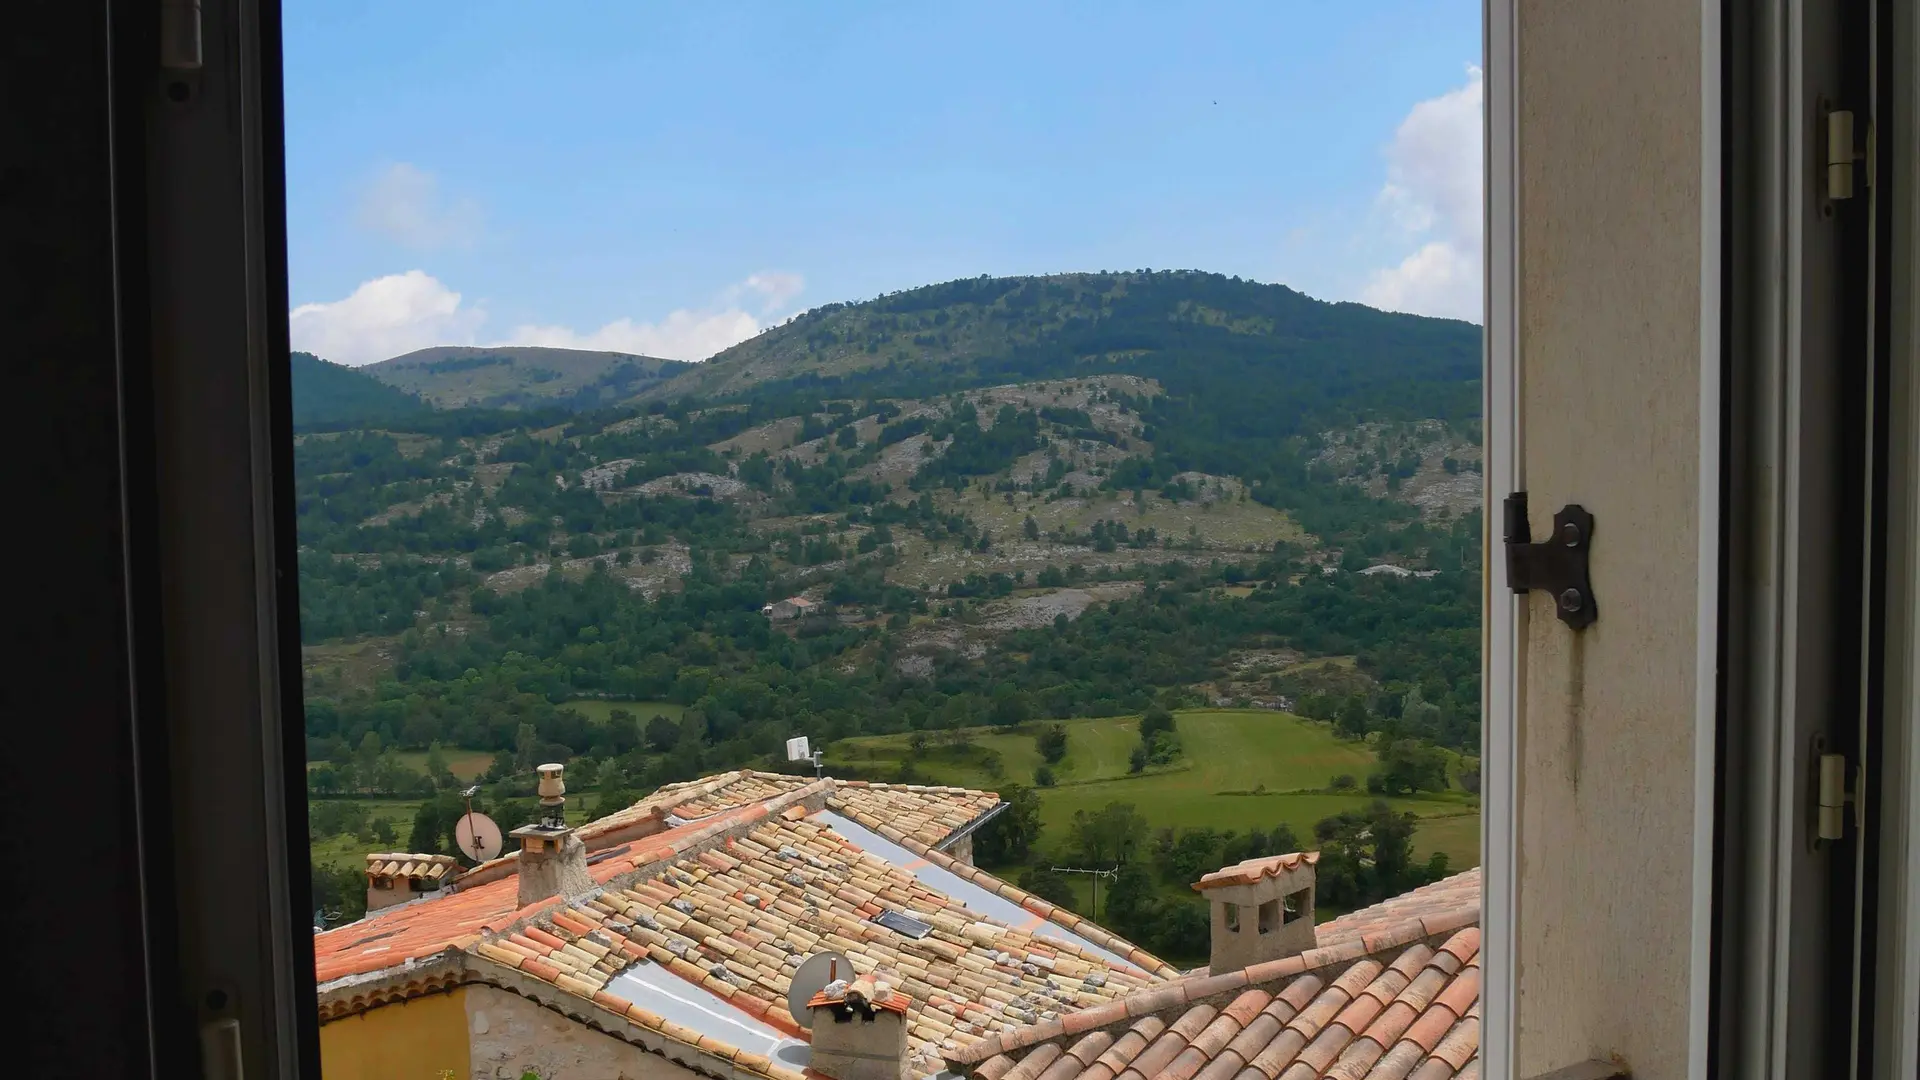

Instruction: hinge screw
[1558,587,1583,613]
[1558,521,1582,546]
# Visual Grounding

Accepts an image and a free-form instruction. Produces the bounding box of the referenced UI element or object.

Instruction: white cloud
[356,163,482,250]
[290,270,805,366]
[1361,67,1483,321]
[739,271,806,314]
[503,310,764,360]
[290,271,486,365]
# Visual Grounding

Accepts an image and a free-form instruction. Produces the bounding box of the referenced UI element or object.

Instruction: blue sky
[283,2,1482,366]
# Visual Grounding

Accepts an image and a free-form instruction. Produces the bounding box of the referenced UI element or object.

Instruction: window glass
[286,4,1484,1077]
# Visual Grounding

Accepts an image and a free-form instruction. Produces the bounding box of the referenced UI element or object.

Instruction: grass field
[560,699,687,724]
[304,748,494,781]
[828,709,1480,870]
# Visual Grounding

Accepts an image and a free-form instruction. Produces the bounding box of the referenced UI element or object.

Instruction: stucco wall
[1516,2,1702,1077]
[320,987,471,1080]
[463,984,707,1080]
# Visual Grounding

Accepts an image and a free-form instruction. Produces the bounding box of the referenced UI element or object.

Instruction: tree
[312,861,367,925]
[1335,695,1372,739]
[975,784,1042,863]
[1035,723,1068,764]
[1155,899,1211,959]
[1138,706,1175,743]
[1311,800,1432,908]
[512,722,540,773]
[1369,739,1450,796]
[1146,729,1182,765]
[991,687,1032,726]
[1400,685,1443,736]
[1023,515,1040,540]
[1156,827,1231,884]
[424,742,455,790]
[1068,802,1149,866]
[1103,861,1157,929]
[1128,745,1148,774]
[1034,765,1057,787]
[644,714,680,752]
[1458,755,1482,795]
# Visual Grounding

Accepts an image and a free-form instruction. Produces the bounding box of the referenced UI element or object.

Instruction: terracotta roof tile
[321,773,1483,1080]
[830,780,1003,849]
[941,871,1483,1080]
[461,809,1172,1077]
[317,771,1015,988]
[1193,852,1320,892]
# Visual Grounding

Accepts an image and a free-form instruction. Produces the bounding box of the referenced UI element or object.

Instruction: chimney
[364,853,458,912]
[1192,851,1318,974]
[511,763,591,908]
[805,969,910,1080]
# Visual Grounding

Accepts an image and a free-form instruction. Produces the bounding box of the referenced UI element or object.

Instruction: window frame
[1480,2,1727,1076]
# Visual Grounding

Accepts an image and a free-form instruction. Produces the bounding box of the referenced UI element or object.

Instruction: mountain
[293,269,1486,934]
[291,268,1484,818]
[648,271,1480,420]
[290,351,430,430]
[361,346,693,410]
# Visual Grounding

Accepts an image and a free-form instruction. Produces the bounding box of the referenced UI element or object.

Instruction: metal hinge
[161,0,203,69]
[1503,492,1597,629]
[1812,734,1863,845]
[1827,108,1872,200]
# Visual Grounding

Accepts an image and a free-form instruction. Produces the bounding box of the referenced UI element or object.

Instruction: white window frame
[1478,2,1520,1076]
[1479,3,1725,1076]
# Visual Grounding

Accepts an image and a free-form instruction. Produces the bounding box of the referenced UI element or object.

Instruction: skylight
[872,910,933,939]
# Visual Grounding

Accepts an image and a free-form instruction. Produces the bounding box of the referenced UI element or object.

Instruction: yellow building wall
[320,988,472,1080]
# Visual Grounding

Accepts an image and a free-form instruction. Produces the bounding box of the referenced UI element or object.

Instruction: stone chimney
[364,853,458,912]
[806,970,910,1080]
[510,763,591,908]
[1192,851,1318,974]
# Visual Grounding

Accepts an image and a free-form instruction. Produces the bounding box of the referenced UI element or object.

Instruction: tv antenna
[786,735,824,779]
[1049,865,1118,919]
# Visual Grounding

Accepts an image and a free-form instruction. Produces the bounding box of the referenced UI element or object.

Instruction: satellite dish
[786,736,812,762]
[455,811,504,863]
[787,950,853,1024]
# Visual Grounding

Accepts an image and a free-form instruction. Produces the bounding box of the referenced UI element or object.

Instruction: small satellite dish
[455,811,504,863]
[786,950,853,1024]
[786,736,812,763]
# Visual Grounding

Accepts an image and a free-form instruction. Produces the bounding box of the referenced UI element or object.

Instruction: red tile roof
[1192,851,1320,891]
[470,810,1173,1077]
[312,773,1003,986]
[829,781,1004,849]
[944,871,1483,1080]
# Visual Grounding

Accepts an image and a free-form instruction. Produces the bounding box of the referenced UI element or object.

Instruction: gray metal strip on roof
[933,800,1009,853]
[604,962,811,1070]
[816,810,1136,969]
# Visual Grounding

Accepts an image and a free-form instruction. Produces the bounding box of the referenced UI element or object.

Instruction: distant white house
[1357,564,1441,579]
[762,596,818,620]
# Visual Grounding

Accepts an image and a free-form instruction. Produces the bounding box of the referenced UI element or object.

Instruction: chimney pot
[807,971,910,1080]
[1192,851,1318,974]
[511,764,591,907]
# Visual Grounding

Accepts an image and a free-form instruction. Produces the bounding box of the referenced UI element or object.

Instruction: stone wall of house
[463,985,705,1080]
[945,832,973,866]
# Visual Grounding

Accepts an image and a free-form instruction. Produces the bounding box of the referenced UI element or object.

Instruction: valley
[294,270,1484,961]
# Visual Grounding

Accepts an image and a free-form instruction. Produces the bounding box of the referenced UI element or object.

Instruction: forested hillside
[298,271,1485,941]
[291,351,430,431]
[362,345,693,410]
